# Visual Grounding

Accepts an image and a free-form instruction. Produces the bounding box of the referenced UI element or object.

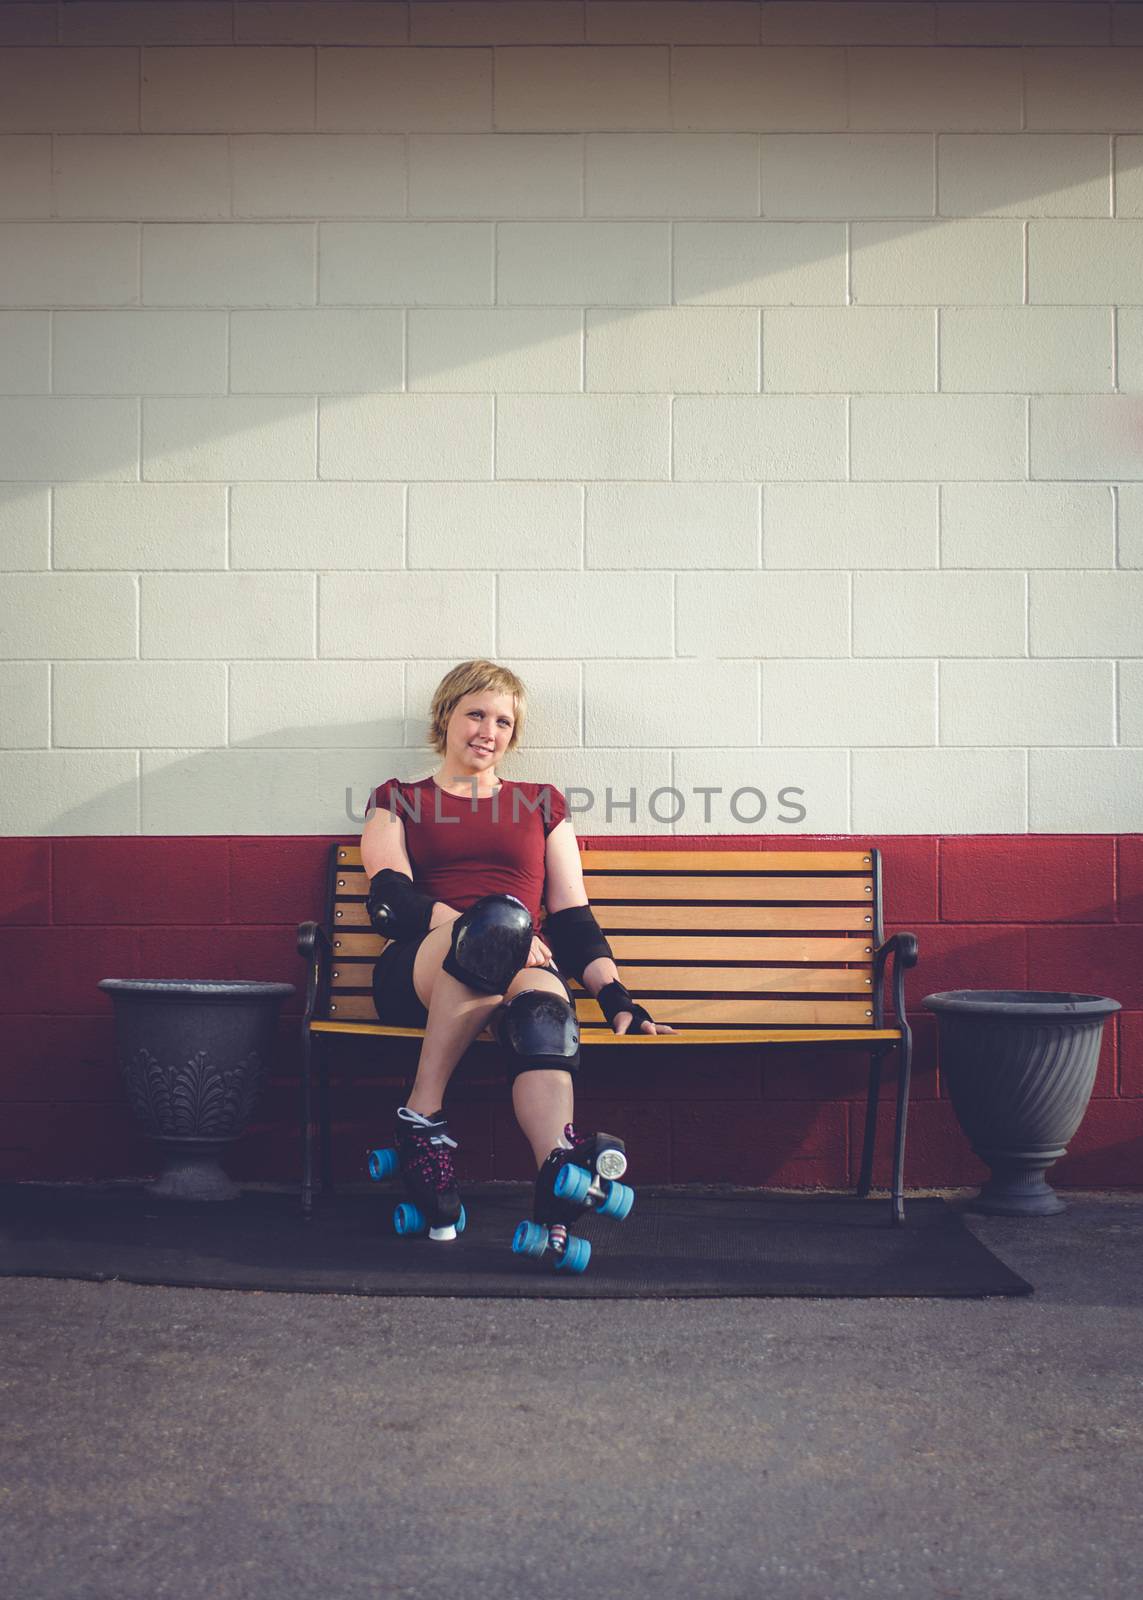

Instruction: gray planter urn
[924,990,1120,1217]
[100,979,295,1202]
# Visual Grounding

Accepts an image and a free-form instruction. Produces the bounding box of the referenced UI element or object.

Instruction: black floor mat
[0,1183,1032,1299]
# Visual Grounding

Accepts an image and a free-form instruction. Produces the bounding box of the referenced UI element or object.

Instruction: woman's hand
[612,1013,676,1036]
[526,935,553,968]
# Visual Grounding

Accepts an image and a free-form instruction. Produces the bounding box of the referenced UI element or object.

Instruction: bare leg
[405,924,503,1114]
[513,1068,575,1168]
[405,973,503,1113]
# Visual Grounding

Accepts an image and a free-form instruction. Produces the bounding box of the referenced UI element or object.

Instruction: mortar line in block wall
[1022,747,1029,832]
[1022,570,1029,657]
[1112,306,1120,393]
[935,657,941,746]
[933,307,941,394]
[579,482,586,571]
[1021,220,1029,307]
[1113,659,1120,746]
[1113,484,1120,568]
[1110,134,1118,219]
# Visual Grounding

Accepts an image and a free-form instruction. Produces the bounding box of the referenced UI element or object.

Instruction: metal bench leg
[857,1050,884,1199]
[318,1034,333,1195]
[301,1026,315,1220]
[890,1020,914,1227]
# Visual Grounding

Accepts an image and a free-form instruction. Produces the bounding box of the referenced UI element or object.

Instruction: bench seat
[298,842,917,1223]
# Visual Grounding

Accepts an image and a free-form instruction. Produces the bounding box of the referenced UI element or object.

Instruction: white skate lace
[397,1106,457,1149]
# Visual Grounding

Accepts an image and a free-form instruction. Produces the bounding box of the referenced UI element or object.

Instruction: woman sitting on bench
[362,658,673,1263]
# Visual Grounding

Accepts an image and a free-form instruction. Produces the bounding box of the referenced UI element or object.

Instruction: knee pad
[496,988,581,1076]
[441,894,534,995]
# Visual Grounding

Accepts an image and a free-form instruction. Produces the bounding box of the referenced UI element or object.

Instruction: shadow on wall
[2,65,1143,835]
[40,725,831,837]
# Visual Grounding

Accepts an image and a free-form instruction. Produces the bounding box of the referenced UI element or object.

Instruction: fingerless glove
[596,980,655,1033]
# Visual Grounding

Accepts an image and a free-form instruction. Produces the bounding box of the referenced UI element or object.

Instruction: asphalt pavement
[2,1188,1141,1600]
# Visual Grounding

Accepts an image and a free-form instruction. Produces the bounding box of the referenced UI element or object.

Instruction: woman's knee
[497,978,580,1083]
[504,966,567,1001]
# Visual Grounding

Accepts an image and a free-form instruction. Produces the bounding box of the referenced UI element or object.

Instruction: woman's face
[443,690,516,774]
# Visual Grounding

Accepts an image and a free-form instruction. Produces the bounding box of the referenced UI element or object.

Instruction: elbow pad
[366,868,435,945]
[543,904,614,985]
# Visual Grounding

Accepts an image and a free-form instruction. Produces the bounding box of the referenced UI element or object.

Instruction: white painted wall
[0,1,1141,835]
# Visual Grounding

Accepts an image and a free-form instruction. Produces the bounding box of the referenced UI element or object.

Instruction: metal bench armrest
[872,932,918,1028]
[297,920,331,1025]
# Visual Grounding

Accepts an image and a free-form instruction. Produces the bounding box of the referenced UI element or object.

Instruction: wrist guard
[366,868,435,945]
[596,980,655,1033]
[543,904,614,985]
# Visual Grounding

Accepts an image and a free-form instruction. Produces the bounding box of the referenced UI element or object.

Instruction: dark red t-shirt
[370,776,568,934]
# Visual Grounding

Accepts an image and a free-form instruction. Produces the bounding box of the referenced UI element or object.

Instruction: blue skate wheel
[555,1234,591,1273]
[368,1147,398,1181]
[394,1201,426,1236]
[553,1162,592,1205]
[599,1179,634,1220]
[457,1204,467,1235]
[512,1220,549,1259]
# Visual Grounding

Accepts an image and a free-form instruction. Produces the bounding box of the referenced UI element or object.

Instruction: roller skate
[511,1123,634,1274]
[366,1106,467,1242]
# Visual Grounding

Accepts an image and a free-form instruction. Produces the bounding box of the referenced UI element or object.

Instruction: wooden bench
[297,843,918,1224]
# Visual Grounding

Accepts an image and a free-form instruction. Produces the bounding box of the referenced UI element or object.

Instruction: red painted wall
[2,834,1141,1192]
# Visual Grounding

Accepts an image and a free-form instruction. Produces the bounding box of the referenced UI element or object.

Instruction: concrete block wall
[3,830,1141,1188]
[0,1,1140,837]
[1,2,1142,1189]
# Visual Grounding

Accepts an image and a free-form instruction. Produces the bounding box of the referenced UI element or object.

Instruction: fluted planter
[924,990,1120,1217]
[100,979,295,1202]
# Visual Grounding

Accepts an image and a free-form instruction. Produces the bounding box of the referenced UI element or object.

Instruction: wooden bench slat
[580,850,874,872]
[609,934,873,961]
[580,997,878,1024]
[332,901,876,933]
[309,1019,901,1045]
[592,905,875,931]
[328,963,872,994]
[331,932,871,962]
[334,866,873,904]
[581,875,873,903]
[323,994,876,1024]
[335,845,874,874]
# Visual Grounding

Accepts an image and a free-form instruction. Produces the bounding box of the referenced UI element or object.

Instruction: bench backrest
[321,844,886,1033]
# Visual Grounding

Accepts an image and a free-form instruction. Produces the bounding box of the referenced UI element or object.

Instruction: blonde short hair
[428,660,527,756]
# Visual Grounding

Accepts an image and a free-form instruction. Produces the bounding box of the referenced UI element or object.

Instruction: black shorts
[371,938,578,1078]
